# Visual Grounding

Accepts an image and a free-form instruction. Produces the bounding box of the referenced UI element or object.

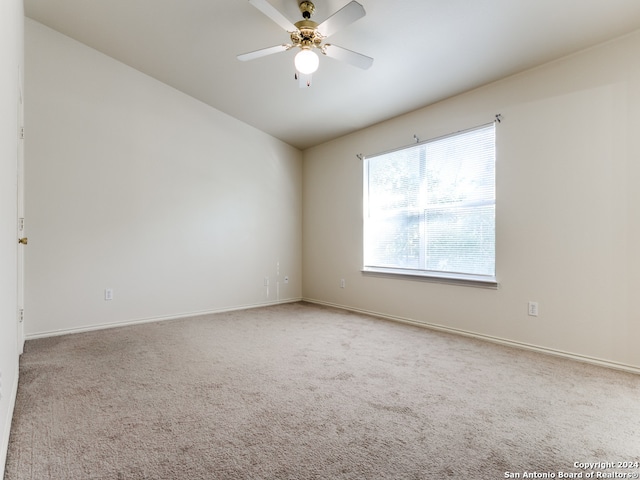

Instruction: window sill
[361,267,499,289]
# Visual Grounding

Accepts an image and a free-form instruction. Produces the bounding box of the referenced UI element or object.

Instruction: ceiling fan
[237,0,373,87]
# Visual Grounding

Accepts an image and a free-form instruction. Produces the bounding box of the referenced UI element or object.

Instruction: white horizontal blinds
[364,123,495,277]
[423,124,495,276]
[365,142,423,269]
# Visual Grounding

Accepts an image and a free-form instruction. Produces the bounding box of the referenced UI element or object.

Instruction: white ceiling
[25,0,640,150]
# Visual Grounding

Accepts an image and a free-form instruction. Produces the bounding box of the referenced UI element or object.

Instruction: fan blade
[248,0,297,32]
[322,44,373,69]
[237,44,291,61]
[316,1,366,38]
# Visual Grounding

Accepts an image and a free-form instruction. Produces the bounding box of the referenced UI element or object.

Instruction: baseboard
[26,298,303,341]
[0,360,19,480]
[303,298,640,376]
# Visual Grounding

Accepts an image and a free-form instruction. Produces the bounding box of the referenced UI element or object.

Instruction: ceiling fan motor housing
[291,21,323,49]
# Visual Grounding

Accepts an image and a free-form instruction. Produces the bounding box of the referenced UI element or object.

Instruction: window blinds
[364,123,496,281]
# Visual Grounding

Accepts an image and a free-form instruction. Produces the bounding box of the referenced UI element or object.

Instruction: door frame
[16,70,24,355]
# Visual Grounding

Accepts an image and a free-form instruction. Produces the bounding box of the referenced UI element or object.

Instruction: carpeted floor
[5,302,640,479]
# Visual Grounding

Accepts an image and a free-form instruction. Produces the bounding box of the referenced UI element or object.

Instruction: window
[363,123,496,286]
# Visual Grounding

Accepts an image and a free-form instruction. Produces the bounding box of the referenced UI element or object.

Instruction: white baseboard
[24,295,640,373]
[303,298,640,376]
[0,361,19,480]
[26,298,303,340]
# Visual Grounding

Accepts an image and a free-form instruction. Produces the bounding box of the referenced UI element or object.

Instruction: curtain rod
[356,114,502,160]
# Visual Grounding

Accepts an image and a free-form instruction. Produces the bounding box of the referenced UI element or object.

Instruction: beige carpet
[5,302,640,479]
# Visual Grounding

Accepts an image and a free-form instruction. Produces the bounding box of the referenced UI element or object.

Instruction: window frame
[362,123,498,289]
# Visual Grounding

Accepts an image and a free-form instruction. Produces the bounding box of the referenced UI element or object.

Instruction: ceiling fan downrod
[299,1,315,19]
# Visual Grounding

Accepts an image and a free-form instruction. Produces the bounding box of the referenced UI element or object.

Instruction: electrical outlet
[264,277,269,287]
[105,288,113,301]
[528,301,539,317]
[284,276,289,284]
[340,278,346,289]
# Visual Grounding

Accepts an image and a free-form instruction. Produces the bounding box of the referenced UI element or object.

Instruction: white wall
[25,19,302,337]
[303,31,640,372]
[0,0,24,475]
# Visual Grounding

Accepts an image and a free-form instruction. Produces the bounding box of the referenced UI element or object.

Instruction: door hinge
[19,126,24,139]
[18,308,24,323]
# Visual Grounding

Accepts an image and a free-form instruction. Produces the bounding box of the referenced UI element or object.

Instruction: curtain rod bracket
[413,134,420,143]
[356,153,364,160]
[495,114,502,123]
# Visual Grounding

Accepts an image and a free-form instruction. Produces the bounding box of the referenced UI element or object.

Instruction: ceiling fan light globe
[294,49,319,75]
